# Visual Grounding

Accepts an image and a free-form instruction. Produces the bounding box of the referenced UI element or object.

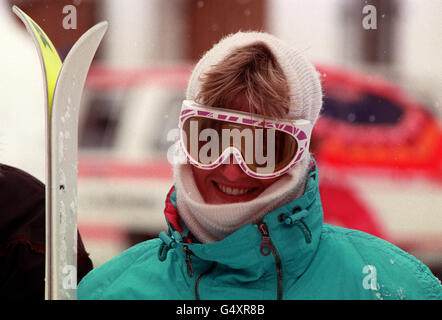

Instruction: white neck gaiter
[174,156,310,243]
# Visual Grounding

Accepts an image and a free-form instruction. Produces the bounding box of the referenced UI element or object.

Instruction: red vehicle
[313,64,442,245]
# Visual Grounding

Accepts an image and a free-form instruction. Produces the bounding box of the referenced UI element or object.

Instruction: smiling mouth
[213,182,258,196]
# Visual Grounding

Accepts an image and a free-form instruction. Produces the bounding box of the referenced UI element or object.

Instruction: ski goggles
[178,100,313,179]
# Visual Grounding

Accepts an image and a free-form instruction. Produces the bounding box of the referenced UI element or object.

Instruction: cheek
[192,166,211,189]
[191,166,220,203]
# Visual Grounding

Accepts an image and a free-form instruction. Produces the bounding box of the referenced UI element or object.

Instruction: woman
[78,32,441,300]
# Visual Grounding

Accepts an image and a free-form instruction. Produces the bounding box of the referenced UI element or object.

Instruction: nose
[220,155,248,181]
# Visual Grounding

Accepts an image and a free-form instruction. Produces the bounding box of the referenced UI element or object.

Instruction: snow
[396,287,405,300]
[70,201,78,254]
[59,201,66,232]
[58,132,64,162]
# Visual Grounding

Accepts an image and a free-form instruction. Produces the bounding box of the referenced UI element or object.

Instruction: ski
[13,6,107,300]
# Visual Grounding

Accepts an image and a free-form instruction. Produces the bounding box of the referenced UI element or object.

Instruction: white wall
[266,0,344,66]
[395,0,442,115]
[97,0,188,67]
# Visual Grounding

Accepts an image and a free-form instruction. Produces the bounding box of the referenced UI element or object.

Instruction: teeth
[216,183,252,196]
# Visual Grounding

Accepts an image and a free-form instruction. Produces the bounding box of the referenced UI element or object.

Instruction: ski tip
[13,5,109,37]
[87,21,109,35]
[95,21,109,31]
[12,5,25,19]
[12,5,31,21]
[89,21,109,39]
[75,21,109,48]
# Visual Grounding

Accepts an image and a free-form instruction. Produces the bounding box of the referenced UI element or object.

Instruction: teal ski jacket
[78,163,442,300]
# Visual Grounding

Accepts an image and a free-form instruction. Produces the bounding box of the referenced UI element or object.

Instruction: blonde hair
[195,42,290,120]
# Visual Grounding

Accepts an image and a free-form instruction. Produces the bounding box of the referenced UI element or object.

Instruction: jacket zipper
[257,221,283,300]
[183,245,194,277]
[187,222,284,300]
[184,245,217,300]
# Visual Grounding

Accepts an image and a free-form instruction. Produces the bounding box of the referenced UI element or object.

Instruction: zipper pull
[183,245,194,277]
[258,222,272,256]
[257,221,284,300]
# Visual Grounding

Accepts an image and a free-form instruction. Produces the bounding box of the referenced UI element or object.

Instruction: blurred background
[1,0,441,279]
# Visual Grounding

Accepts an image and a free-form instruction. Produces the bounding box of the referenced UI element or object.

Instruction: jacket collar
[162,161,323,280]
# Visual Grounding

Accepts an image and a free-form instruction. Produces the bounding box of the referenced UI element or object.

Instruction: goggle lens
[182,116,298,174]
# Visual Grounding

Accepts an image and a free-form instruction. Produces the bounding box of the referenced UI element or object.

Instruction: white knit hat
[186,31,323,124]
